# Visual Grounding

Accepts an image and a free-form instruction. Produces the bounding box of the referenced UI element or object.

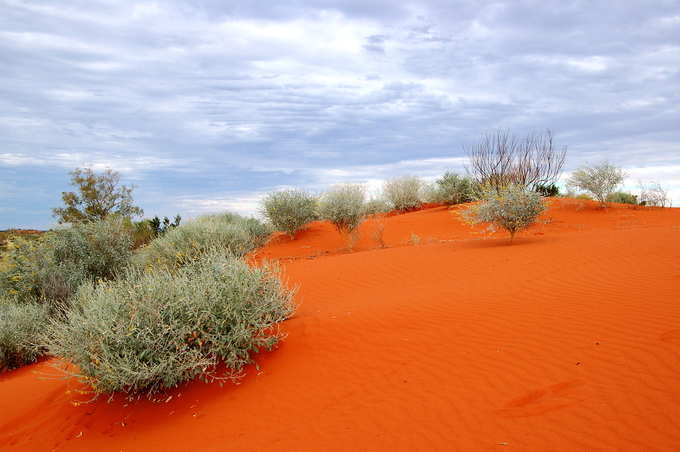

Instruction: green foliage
[129,215,182,249]
[261,190,318,237]
[53,167,144,224]
[149,215,181,237]
[567,162,625,206]
[606,191,638,205]
[134,213,271,271]
[430,172,475,205]
[384,176,423,211]
[0,298,49,371]
[318,185,367,234]
[47,251,294,397]
[461,184,546,242]
[535,183,560,197]
[0,217,134,304]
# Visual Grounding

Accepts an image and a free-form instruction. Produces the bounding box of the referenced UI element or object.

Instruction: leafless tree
[465,129,567,192]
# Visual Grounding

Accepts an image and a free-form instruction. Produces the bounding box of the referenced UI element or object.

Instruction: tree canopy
[52,168,143,224]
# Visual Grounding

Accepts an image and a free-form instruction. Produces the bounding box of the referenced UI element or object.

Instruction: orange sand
[2,199,680,451]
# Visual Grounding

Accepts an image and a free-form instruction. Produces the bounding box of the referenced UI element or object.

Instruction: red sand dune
[2,198,680,451]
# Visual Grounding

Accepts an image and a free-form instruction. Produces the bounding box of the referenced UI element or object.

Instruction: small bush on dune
[384,176,423,211]
[47,251,294,397]
[364,198,391,216]
[318,185,367,234]
[134,213,271,271]
[606,191,638,205]
[562,190,593,200]
[567,162,625,206]
[639,182,671,207]
[0,298,49,371]
[461,184,546,243]
[0,217,133,304]
[261,190,318,237]
[430,172,475,205]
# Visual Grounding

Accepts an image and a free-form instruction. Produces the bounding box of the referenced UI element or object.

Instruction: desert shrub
[467,129,567,192]
[384,176,423,211]
[461,184,546,242]
[606,191,638,205]
[364,198,392,216]
[639,182,670,207]
[567,162,625,206]
[134,213,271,271]
[430,172,475,205]
[0,298,49,371]
[0,217,133,304]
[535,183,560,197]
[261,190,318,237]
[562,189,593,200]
[318,185,367,234]
[47,251,294,397]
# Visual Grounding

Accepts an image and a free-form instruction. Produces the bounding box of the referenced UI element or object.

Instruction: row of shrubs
[0,213,293,399]
[262,164,670,243]
[261,173,478,238]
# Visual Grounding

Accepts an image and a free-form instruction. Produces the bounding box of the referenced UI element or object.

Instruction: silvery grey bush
[261,189,318,237]
[461,184,546,242]
[0,298,49,371]
[47,250,294,397]
[134,213,271,270]
[567,162,625,206]
[0,217,134,304]
[430,172,475,205]
[318,184,367,234]
[384,176,423,211]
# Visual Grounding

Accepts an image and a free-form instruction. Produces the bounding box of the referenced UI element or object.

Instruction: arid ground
[1,199,679,451]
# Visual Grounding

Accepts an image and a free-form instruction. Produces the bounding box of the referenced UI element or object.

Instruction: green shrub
[261,190,318,237]
[0,298,49,371]
[430,172,474,205]
[134,213,272,271]
[318,185,367,233]
[384,176,423,211]
[535,183,560,197]
[47,251,294,397]
[606,191,638,205]
[567,162,625,206]
[461,184,546,242]
[0,217,134,304]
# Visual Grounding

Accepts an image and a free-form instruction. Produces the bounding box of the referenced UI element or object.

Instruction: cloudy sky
[1,0,679,228]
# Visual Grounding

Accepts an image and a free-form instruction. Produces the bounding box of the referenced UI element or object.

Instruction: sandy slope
[1,199,679,451]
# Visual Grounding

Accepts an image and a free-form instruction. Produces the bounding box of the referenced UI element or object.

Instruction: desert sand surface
[1,198,679,451]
